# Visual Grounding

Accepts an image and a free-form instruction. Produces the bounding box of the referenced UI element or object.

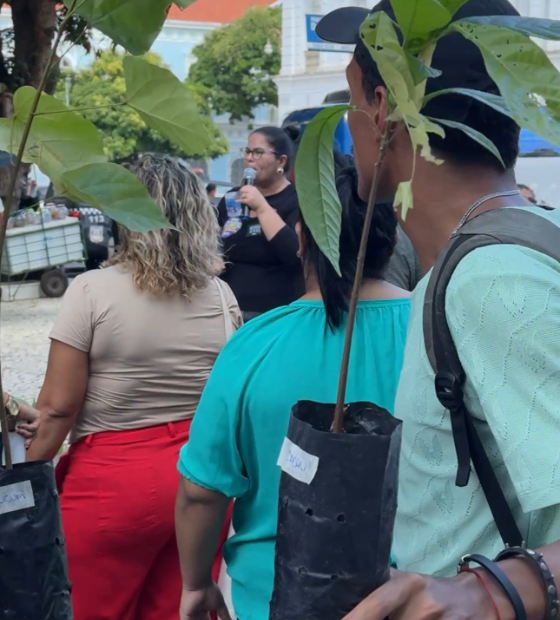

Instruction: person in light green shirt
[315,0,560,619]
[175,188,410,620]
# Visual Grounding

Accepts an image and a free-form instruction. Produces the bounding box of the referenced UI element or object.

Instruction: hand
[235,185,269,216]
[342,569,495,620]
[3,393,40,448]
[180,583,232,620]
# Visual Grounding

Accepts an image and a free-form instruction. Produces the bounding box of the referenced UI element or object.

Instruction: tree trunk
[12,0,58,91]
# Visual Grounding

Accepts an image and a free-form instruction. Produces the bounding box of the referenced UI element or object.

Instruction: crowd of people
[2,0,559,619]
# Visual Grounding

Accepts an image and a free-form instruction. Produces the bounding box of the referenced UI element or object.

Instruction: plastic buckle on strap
[435,371,471,487]
[435,371,464,411]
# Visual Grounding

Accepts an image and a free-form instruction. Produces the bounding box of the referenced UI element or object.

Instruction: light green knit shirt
[394,206,560,575]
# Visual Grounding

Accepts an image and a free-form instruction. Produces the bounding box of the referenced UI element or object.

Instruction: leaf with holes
[428,117,505,167]
[461,15,560,42]
[65,0,171,55]
[295,105,352,276]
[423,88,514,120]
[124,56,212,156]
[450,22,560,145]
[61,163,174,232]
[0,86,107,194]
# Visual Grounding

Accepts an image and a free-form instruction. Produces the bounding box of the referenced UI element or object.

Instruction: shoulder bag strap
[423,207,560,547]
[215,278,234,341]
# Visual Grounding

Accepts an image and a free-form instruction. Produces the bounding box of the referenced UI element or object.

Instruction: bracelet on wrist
[495,546,559,620]
[459,553,527,620]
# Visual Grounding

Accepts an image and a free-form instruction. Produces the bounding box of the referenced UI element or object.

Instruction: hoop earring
[277,167,284,175]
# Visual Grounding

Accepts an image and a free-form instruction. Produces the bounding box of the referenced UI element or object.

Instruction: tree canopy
[57,50,228,162]
[187,5,281,122]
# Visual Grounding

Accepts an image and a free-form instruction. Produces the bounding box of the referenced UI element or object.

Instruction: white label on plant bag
[277,438,319,485]
[0,480,35,515]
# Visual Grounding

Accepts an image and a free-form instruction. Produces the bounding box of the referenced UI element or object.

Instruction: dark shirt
[218,184,304,313]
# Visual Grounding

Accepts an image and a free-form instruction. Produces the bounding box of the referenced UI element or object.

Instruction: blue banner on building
[306,14,355,53]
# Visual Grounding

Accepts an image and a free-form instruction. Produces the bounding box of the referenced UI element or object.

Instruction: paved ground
[0,298,61,403]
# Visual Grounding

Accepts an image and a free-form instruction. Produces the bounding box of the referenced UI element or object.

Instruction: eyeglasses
[240,147,279,160]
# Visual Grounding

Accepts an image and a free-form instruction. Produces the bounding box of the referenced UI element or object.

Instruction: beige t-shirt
[50,266,242,442]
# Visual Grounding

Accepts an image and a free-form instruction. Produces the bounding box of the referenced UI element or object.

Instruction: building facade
[275,0,560,125]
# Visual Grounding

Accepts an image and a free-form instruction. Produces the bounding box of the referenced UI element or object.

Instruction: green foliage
[61,163,173,232]
[0,86,107,192]
[57,51,227,161]
[461,15,560,41]
[174,0,196,7]
[124,56,213,156]
[295,105,352,275]
[65,0,171,56]
[187,6,281,122]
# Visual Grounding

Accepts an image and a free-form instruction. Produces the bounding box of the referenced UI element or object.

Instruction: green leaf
[428,116,505,167]
[461,16,560,41]
[0,86,106,192]
[295,105,352,276]
[406,51,442,85]
[395,181,413,220]
[124,56,212,156]
[389,0,451,43]
[440,0,471,16]
[451,22,560,146]
[65,0,170,55]
[423,88,513,119]
[61,163,174,232]
[174,0,196,7]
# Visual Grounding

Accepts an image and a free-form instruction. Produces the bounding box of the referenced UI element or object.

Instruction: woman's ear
[295,221,305,259]
[279,154,289,172]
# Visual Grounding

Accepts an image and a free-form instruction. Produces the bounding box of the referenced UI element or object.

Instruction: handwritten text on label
[277,438,319,485]
[0,480,35,515]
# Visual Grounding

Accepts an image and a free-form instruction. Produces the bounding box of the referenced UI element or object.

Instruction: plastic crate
[2,218,85,276]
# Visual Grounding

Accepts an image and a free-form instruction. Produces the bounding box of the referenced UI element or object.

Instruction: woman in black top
[218,126,304,320]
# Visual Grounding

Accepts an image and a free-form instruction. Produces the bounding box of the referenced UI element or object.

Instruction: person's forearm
[25,410,73,461]
[478,540,559,620]
[257,204,288,241]
[175,477,230,590]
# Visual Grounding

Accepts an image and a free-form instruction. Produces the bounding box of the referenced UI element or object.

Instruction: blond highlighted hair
[106,154,221,298]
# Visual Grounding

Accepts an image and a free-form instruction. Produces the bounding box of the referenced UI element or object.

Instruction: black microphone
[241,167,257,217]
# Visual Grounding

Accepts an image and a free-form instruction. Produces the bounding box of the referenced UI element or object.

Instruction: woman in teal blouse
[175,165,411,620]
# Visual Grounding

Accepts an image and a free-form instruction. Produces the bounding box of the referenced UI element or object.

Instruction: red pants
[57,419,229,620]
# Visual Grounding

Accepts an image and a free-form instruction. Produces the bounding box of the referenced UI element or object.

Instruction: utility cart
[2,216,86,298]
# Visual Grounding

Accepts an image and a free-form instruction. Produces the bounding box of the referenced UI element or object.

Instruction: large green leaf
[423,87,513,119]
[461,16,560,41]
[389,0,451,43]
[65,0,170,55]
[295,105,351,276]
[451,22,560,146]
[0,86,106,192]
[61,163,174,232]
[124,56,212,156]
[428,116,505,167]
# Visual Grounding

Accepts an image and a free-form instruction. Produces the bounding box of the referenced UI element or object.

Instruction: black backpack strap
[423,206,560,547]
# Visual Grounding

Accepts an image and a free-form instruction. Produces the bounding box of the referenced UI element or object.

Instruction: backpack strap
[423,206,560,547]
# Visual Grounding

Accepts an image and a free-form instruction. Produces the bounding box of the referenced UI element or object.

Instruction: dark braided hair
[300,151,397,329]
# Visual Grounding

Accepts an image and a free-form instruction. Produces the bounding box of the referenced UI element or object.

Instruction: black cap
[316,0,520,123]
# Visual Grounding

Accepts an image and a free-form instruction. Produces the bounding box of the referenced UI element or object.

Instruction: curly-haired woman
[27,155,242,620]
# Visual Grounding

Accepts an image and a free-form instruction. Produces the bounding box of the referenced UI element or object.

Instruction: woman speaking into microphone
[218,126,304,321]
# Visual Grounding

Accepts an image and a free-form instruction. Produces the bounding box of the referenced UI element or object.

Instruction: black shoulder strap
[423,206,560,547]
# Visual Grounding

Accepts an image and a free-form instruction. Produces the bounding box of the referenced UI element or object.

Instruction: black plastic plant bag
[270,400,402,620]
[0,460,72,619]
